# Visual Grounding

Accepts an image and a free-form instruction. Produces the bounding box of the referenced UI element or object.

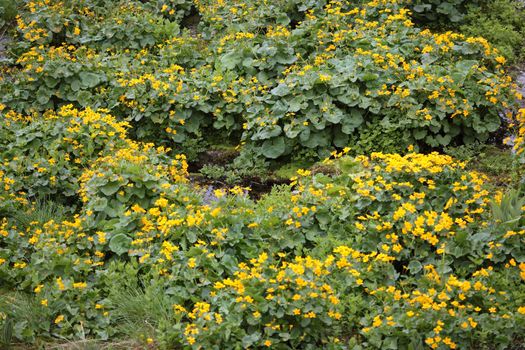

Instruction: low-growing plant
[410,0,525,63]
[1,0,521,162]
[0,105,130,199]
[0,0,16,29]
[1,0,525,348]
[444,144,519,186]
[409,0,479,25]
[2,149,525,348]
[460,0,525,63]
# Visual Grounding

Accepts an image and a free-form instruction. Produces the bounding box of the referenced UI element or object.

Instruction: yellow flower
[131,204,146,213]
[56,277,66,291]
[54,315,65,324]
[214,189,226,198]
[319,73,331,82]
[422,45,433,54]
[210,207,221,217]
[372,315,382,327]
[73,282,87,289]
[264,340,272,347]
[96,231,106,244]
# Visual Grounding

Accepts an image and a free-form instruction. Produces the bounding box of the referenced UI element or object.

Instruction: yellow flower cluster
[177,246,395,347]
[508,108,525,159]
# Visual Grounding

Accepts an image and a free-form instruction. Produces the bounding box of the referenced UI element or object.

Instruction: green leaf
[256,125,282,140]
[44,76,59,88]
[186,230,197,243]
[109,233,132,255]
[69,78,80,92]
[220,51,241,70]
[79,72,101,88]
[270,83,290,97]
[100,181,121,196]
[276,13,290,25]
[92,197,108,212]
[361,73,378,82]
[413,4,431,12]
[301,131,329,148]
[220,254,238,272]
[325,108,343,124]
[408,260,422,274]
[242,332,260,347]
[2,318,13,347]
[341,109,364,134]
[36,88,50,105]
[413,129,427,140]
[287,96,304,112]
[76,90,92,106]
[333,127,349,147]
[435,134,452,146]
[261,137,286,159]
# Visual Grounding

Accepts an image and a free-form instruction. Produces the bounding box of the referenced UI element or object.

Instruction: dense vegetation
[0,0,524,349]
[411,0,525,62]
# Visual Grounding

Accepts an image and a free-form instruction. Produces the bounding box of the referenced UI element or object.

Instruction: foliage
[410,0,525,63]
[199,156,270,185]
[444,144,520,186]
[1,0,525,348]
[460,0,525,63]
[78,143,188,228]
[2,145,525,348]
[0,0,521,162]
[0,105,130,199]
[0,0,16,29]
[508,108,525,165]
[409,0,478,25]
[14,0,182,50]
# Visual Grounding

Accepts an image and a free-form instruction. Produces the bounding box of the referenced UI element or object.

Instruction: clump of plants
[1,0,525,348]
[1,0,521,163]
[1,145,525,348]
[410,0,525,63]
[0,0,16,29]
